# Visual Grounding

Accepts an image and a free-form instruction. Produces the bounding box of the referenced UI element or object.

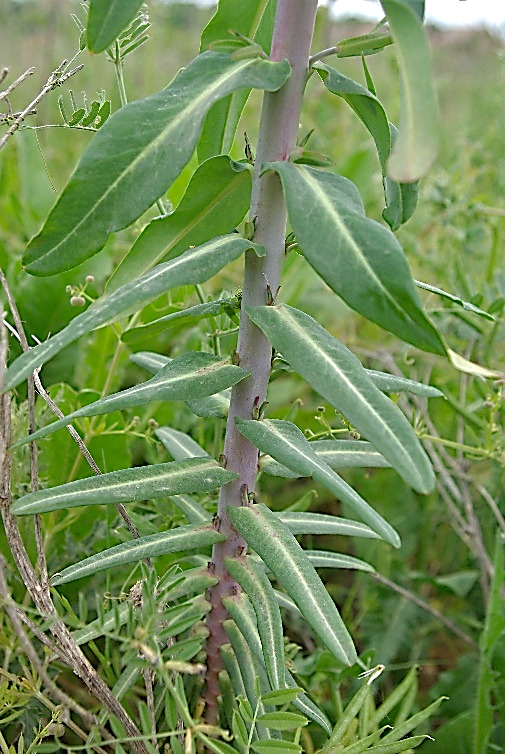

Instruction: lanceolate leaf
[261,439,390,478]
[314,64,418,229]
[380,0,439,181]
[4,236,261,391]
[87,0,143,52]
[304,550,375,573]
[130,352,232,418]
[198,0,278,161]
[415,279,495,321]
[109,157,252,291]
[229,503,357,666]
[246,305,435,494]
[11,458,237,515]
[169,495,211,524]
[236,418,399,546]
[23,53,290,275]
[13,353,247,446]
[367,370,443,397]
[226,556,286,690]
[50,524,226,585]
[155,427,209,461]
[122,298,239,346]
[263,163,445,355]
[278,512,381,540]
[223,591,332,734]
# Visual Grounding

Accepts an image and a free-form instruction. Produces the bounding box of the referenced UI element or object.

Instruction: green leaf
[380,0,439,181]
[278,512,381,540]
[415,279,495,321]
[198,0,278,161]
[226,556,286,690]
[11,458,237,515]
[13,353,249,445]
[23,53,290,275]
[155,427,209,461]
[251,742,301,753]
[261,439,390,477]
[109,157,252,291]
[229,503,357,666]
[314,64,418,230]
[260,689,304,706]
[367,369,443,397]
[87,0,143,52]
[129,351,232,419]
[196,734,237,754]
[122,298,239,346]
[336,30,393,58]
[5,235,260,391]
[320,675,381,753]
[257,712,308,730]
[246,305,435,494]
[223,592,332,734]
[362,737,432,753]
[264,162,445,354]
[304,550,375,574]
[380,697,446,744]
[236,418,399,546]
[50,523,226,585]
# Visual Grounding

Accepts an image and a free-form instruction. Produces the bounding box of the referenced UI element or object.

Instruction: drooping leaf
[198,0,278,161]
[11,458,237,515]
[236,418,399,546]
[226,556,286,690]
[23,53,289,275]
[380,0,439,181]
[130,351,232,418]
[4,236,261,391]
[246,305,435,494]
[50,523,226,585]
[263,163,445,355]
[229,503,357,666]
[448,350,504,379]
[109,157,252,291]
[278,512,381,540]
[122,298,239,346]
[261,439,390,477]
[415,279,495,321]
[13,353,249,446]
[313,64,418,229]
[155,427,209,461]
[367,369,443,397]
[87,0,143,52]
[223,591,332,734]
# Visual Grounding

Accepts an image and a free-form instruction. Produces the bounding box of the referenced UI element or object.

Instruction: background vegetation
[1,1,505,751]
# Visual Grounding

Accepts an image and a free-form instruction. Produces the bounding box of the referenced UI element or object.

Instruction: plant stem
[204,0,318,723]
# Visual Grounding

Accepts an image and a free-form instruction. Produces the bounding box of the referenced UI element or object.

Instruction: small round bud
[65,285,72,293]
[85,274,95,284]
[70,295,86,307]
[148,418,159,428]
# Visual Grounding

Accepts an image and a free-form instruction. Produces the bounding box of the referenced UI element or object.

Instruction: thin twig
[0,556,109,749]
[308,45,338,66]
[476,484,505,534]
[0,60,83,152]
[0,66,35,100]
[370,572,478,649]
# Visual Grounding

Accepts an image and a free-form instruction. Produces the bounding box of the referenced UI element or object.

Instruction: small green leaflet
[226,556,286,690]
[4,235,261,392]
[23,52,289,275]
[305,550,375,573]
[380,0,439,181]
[229,503,357,666]
[263,162,445,355]
[109,156,252,291]
[50,523,226,585]
[236,418,399,547]
[415,279,495,321]
[261,439,390,478]
[11,458,237,516]
[246,305,435,494]
[155,427,209,461]
[12,352,248,446]
[87,0,143,52]
[367,369,443,397]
